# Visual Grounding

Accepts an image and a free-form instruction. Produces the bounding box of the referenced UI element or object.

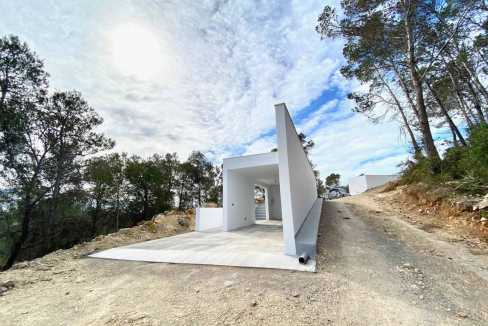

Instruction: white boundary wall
[349,175,398,195]
[275,103,318,255]
[196,208,223,231]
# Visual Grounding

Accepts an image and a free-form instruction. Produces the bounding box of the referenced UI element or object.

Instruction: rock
[343,217,351,220]
[224,280,234,288]
[292,292,300,298]
[1,281,15,289]
[481,217,488,222]
[473,194,488,211]
[456,312,468,318]
[0,287,8,296]
[177,218,189,227]
[250,300,258,307]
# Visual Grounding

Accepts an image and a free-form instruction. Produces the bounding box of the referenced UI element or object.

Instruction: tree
[325,173,340,187]
[316,1,483,161]
[0,90,113,270]
[0,35,48,153]
[208,165,223,206]
[176,151,215,209]
[85,153,126,235]
[315,174,327,197]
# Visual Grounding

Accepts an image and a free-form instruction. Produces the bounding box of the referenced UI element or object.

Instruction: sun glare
[109,23,164,79]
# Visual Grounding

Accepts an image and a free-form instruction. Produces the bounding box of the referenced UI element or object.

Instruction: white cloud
[1,0,419,181]
[243,136,277,156]
[308,99,411,184]
[0,0,343,159]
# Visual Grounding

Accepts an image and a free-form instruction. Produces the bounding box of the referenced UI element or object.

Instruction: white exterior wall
[196,208,223,231]
[268,185,282,220]
[275,103,318,255]
[223,170,255,231]
[349,175,398,195]
[365,175,398,190]
[348,175,368,195]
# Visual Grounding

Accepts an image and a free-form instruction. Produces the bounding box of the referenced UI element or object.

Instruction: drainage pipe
[298,252,310,264]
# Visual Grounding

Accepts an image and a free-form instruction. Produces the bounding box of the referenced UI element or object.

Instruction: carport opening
[224,164,282,231]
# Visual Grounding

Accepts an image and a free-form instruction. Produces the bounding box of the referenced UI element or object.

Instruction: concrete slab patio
[89,223,316,272]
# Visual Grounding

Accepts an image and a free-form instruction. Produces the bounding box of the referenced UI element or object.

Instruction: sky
[0,0,434,184]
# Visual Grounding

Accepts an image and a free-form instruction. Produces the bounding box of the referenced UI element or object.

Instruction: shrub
[464,124,488,184]
[441,146,467,180]
[400,157,437,185]
[400,124,488,194]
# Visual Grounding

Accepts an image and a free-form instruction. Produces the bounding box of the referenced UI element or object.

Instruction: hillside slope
[1,194,488,325]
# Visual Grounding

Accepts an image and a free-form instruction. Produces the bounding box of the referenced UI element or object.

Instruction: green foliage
[400,124,488,194]
[325,173,341,187]
[0,35,226,270]
[464,124,488,183]
[316,178,326,197]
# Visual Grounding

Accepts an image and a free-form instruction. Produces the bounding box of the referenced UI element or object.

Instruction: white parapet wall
[349,175,399,195]
[196,207,223,231]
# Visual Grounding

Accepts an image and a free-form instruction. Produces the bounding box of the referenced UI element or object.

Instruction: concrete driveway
[90,221,315,272]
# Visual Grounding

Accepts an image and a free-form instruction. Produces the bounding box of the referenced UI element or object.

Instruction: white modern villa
[197,103,322,257]
[92,103,322,271]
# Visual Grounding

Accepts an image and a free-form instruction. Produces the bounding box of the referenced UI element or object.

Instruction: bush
[400,124,488,194]
[464,124,488,184]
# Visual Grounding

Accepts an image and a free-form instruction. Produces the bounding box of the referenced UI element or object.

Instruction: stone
[456,312,468,318]
[250,300,258,307]
[473,194,488,211]
[224,280,234,288]
[177,218,190,227]
[2,281,15,289]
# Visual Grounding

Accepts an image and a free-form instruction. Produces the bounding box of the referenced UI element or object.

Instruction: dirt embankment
[374,183,488,251]
[1,194,488,325]
[0,210,194,297]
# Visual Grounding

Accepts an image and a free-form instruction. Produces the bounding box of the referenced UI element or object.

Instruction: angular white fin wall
[275,103,318,255]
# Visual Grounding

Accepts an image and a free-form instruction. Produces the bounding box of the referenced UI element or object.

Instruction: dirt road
[1,192,488,325]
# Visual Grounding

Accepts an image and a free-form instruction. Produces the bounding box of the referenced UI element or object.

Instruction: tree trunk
[445,63,476,127]
[450,124,459,146]
[426,82,467,146]
[383,77,422,155]
[2,197,33,271]
[461,60,488,103]
[143,188,149,220]
[392,63,420,120]
[403,4,440,160]
[92,196,102,237]
[465,78,487,123]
